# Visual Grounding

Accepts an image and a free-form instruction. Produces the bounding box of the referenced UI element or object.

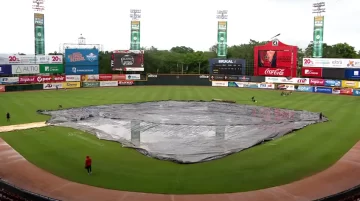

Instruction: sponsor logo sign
[212,81,228,87]
[111,74,127,81]
[301,67,322,77]
[324,79,341,87]
[43,83,63,90]
[277,84,295,91]
[100,81,118,87]
[81,74,99,81]
[353,89,360,96]
[238,76,251,82]
[82,82,100,88]
[0,55,63,65]
[0,85,5,92]
[340,88,353,95]
[0,77,19,84]
[19,76,37,84]
[118,80,134,86]
[309,78,325,86]
[11,65,40,74]
[344,69,360,79]
[341,80,358,88]
[124,67,144,71]
[65,66,99,75]
[98,74,113,81]
[296,86,314,92]
[0,65,12,74]
[39,64,64,73]
[258,68,291,77]
[303,58,360,68]
[231,82,258,88]
[265,77,309,84]
[65,75,81,82]
[199,75,209,79]
[225,75,239,81]
[62,82,81,89]
[148,74,157,78]
[65,49,99,65]
[332,87,341,95]
[126,74,141,80]
[258,83,275,89]
[314,87,332,94]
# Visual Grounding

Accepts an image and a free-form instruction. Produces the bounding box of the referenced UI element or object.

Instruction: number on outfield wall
[8,56,17,61]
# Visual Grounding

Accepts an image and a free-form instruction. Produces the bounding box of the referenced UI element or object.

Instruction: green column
[312,16,324,58]
[217,21,227,58]
[130,21,141,50]
[34,13,45,55]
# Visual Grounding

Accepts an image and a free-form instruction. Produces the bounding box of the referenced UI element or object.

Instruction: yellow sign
[341,80,358,88]
[81,75,88,82]
[314,16,324,27]
[218,21,227,30]
[62,82,80,88]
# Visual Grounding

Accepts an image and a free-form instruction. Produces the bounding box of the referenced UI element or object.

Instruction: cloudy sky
[0,0,357,54]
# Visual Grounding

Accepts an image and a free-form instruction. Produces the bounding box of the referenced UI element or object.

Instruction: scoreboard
[211,63,243,75]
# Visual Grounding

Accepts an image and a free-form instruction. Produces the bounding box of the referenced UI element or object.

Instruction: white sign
[278,84,295,91]
[86,74,99,80]
[148,74,157,78]
[125,67,144,71]
[265,77,310,85]
[125,74,141,80]
[0,77,19,84]
[100,81,118,87]
[0,54,63,65]
[12,65,40,74]
[212,81,228,87]
[43,83,63,90]
[258,83,275,89]
[303,58,360,68]
[66,75,81,82]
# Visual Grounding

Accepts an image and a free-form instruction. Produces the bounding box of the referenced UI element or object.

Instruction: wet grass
[0,86,359,194]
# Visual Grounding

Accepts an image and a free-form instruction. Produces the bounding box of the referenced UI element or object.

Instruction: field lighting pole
[32,0,45,57]
[312,2,326,16]
[312,2,325,58]
[216,10,228,58]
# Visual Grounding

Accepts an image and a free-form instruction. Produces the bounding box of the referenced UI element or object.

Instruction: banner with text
[353,89,360,96]
[258,68,292,77]
[65,65,99,75]
[345,69,360,79]
[12,65,40,74]
[313,16,324,58]
[125,74,141,80]
[324,79,341,87]
[314,87,332,94]
[0,55,63,65]
[65,75,81,82]
[341,80,359,88]
[82,81,100,88]
[296,86,314,92]
[112,50,144,71]
[130,21,141,50]
[65,49,99,66]
[62,82,81,89]
[19,75,65,84]
[81,74,99,81]
[118,80,134,86]
[0,77,19,84]
[100,81,118,87]
[43,83,63,90]
[301,67,323,77]
[34,13,45,55]
[265,77,310,84]
[309,78,325,86]
[39,64,64,74]
[302,58,360,68]
[217,21,227,57]
[212,81,228,87]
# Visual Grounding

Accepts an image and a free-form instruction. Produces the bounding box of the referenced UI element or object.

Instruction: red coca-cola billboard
[254,40,298,77]
[99,74,113,81]
[309,78,325,86]
[340,88,353,95]
[258,68,292,77]
[301,67,323,78]
[118,80,134,86]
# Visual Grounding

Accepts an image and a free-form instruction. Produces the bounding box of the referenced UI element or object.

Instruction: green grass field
[0,86,359,194]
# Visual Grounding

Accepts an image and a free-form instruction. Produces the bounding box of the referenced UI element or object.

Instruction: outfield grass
[0,86,360,194]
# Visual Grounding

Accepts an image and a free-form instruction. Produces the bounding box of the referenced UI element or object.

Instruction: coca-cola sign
[258,67,291,77]
[309,78,325,86]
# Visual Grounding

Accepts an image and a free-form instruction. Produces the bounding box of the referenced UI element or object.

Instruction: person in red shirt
[85,156,92,175]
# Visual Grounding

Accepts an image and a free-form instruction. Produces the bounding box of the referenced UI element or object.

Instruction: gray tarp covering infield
[39,101,327,164]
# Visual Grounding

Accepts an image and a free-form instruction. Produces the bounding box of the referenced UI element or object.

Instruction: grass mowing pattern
[0,86,359,194]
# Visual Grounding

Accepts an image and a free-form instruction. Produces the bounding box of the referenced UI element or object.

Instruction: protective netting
[39,101,327,164]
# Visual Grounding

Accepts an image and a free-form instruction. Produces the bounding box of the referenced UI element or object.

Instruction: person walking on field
[6,112,10,122]
[85,156,92,175]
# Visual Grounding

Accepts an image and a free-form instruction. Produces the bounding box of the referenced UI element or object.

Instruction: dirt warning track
[0,123,360,201]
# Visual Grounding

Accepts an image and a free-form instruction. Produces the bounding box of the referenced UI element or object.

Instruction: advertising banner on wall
[19,75,66,84]
[65,75,81,82]
[217,21,227,57]
[111,74,126,81]
[322,68,346,79]
[34,13,45,55]
[353,89,360,96]
[0,77,19,84]
[344,69,360,79]
[277,84,295,91]
[309,78,325,86]
[100,81,118,87]
[258,68,292,77]
[324,79,341,87]
[39,64,64,74]
[0,85,5,92]
[212,81,228,87]
[313,16,324,58]
[0,55,63,65]
[340,88,353,95]
[314,87,332,94]
[130,21,141,50]
[98,74,113,81]
[65,49,99,65]
[118,80,134,86]
[125,74,141,80]
[65,66,99,75]
[80,74,99,81]
[301,67,323,77]
[265,77,309,84]
[62,82,81,89]
[341,80,359,88]
[43,83,63,90]
[112,50,144,71]
[0,65,12,74]
[12,65,40,74]
[82,82,100,88]
[258,83,275,89]
[296,86,314,92]
[303,58,360,68]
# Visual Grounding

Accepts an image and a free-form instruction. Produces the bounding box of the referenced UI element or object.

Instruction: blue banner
[65,49,99,65]
[345,69,360,79]
[324,79,341,87]
[0,65,12,74]
[314,87,332,94]
[353,89,360,96]
[296,86,314,92]
[245,83,259,88]
[65,65,99,75]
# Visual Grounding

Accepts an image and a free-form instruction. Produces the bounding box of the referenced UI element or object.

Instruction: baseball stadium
[2,1,360,201]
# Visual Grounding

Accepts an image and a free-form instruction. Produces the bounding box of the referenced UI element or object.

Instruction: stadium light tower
[130,9,141,21]
[32,0,45,57]
[32,0,45,12]
[130,9,141,50]
[312,2,326,16]
[216,10,228,20]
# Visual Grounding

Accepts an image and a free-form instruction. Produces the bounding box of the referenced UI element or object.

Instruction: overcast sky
[0,0,358,54]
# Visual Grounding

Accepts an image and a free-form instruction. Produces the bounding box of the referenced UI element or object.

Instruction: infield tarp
[39,101,326,164]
